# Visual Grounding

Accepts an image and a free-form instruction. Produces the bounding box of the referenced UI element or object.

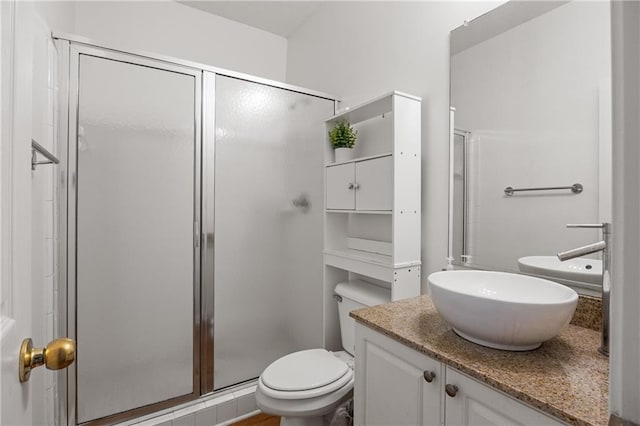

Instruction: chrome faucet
[557,223,611,356]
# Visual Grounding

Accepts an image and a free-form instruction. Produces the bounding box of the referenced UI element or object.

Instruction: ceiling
[178,1,323,38]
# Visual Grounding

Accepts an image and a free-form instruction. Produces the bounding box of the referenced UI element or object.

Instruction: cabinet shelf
[325,248,393,267]
[324,249,393,282]
[324,248,421,283]
[325,91,421,126]
[326,209,393,215]
[325,152,393,167]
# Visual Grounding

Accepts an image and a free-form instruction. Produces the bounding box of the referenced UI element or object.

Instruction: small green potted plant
[329,120,358,162]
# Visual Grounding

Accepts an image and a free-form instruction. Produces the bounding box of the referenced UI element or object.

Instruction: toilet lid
[262,349,350,392]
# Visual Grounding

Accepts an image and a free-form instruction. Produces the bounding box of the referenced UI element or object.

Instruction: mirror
[449,0,611,295]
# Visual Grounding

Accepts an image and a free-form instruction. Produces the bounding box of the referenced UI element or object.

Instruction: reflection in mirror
[449,1,611,295]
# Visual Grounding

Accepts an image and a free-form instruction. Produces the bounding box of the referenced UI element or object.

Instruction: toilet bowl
[255,280,390,426]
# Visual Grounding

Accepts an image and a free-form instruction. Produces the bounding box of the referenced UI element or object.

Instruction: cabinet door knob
[445,384,459,397]
[353,183,360,190]
[423,370,436,383]
[347,183,354,190]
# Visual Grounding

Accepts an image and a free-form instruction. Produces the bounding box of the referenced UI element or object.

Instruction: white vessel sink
[518,256,602,285]
[428,270,578,351]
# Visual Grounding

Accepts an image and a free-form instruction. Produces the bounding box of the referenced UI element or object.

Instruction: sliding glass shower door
[72,51,200,423]
[67,45,335,422]
[212,76,334,389]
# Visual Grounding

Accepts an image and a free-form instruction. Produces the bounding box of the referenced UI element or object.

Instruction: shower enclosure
[58,38,335,425]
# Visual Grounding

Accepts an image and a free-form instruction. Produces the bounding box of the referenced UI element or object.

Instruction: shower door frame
[59,42,203,426]
[55,33,338,426]
[453,128,471,261]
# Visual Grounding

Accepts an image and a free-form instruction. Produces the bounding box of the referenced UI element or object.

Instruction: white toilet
[255,280,391,426]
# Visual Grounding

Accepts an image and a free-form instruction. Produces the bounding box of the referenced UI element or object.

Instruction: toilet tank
[335,280,391,355]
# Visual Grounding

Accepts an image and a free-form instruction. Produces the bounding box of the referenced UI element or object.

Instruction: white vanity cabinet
[355,324,567,426]
[326,155,393,211]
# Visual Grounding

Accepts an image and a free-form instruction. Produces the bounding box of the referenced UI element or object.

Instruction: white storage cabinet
[323,92,423,351]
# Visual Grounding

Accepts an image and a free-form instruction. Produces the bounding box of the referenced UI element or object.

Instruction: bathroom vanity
[351,296,608,426]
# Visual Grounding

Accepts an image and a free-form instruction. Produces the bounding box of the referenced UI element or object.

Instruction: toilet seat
[256,375,354,419]
[258,370,353,400]
[259,349,353,400]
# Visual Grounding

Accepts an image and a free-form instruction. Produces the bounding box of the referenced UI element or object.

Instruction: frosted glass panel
[213,76,334,389]
[452,132,466,259]
[76,55,196,422]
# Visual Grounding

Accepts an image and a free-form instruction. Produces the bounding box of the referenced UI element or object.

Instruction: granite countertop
[351,295,609,426]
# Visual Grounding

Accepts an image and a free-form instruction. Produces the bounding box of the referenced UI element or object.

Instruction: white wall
[286,1,502,287]
[32,3,73,425]
[451,1,610,272]
[29,21,60,425]
[32,1,288,81]
[73,1,287,81]
[33,2,75,34]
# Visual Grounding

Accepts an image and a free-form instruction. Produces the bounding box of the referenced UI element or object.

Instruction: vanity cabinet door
[444,367,565,426]
[355,324,444,426]
[326,163,355,210]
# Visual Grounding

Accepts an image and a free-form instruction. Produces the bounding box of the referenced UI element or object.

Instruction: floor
[232,413,280,426]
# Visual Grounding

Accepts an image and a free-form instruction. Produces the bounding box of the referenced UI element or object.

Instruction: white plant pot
[334,147,354,163]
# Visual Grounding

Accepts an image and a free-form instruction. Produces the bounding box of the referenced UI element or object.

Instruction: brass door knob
[19,337,76,383]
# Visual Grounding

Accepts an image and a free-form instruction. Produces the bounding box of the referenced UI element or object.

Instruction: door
[211,75,334,390]
[1,2,74,425]
[354,325,443,426]
[66,46,201,424]
[451,130,469,262]
[444,367,564,426]
[326,163,355,210]
[325,156,393,211]
[1,1,36,423]
[355,155,393,211]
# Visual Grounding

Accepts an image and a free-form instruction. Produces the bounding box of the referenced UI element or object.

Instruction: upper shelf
[326,209,393,215]
[325,152,392,167]
[325,91,422,126]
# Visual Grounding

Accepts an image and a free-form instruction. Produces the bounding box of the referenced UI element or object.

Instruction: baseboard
[118,381,259,426]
